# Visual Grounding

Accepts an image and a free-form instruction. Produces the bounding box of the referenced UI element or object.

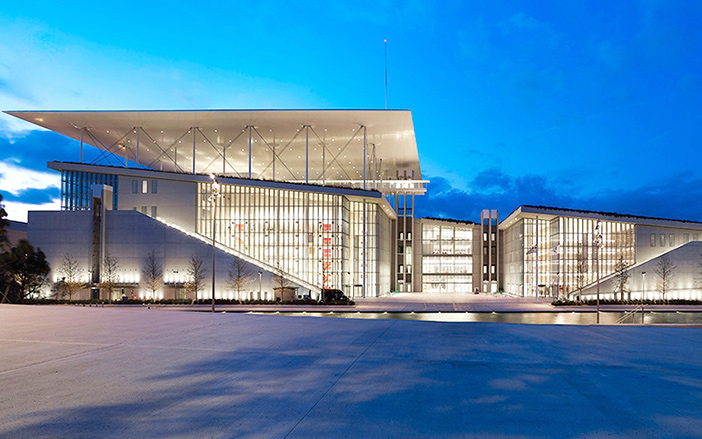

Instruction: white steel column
[192,128,196,174]
[362,126,367,190]
[305,125,309,184]
[372,143,377,190]
[271,133,276,180]
[322,130,326,186]
[248,126,252,178]
[135,128,140,169]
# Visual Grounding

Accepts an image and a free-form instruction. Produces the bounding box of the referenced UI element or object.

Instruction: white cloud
[3,198,61,222]
[0,160,60,195]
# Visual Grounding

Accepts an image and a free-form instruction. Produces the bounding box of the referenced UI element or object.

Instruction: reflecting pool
[247,310,702,325]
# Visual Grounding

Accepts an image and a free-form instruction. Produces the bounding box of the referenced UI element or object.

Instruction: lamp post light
[209,174,220,313]
[594,220,602,324]
[642,271,646,324]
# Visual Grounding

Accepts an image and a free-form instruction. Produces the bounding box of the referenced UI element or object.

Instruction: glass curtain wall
[503,220,525,296]
[506,216,635,298]
[556,217,634,298]
[196,182,390,297]
[522,217,552,298]
[349,201,392,297]
[61,170,118,211]
[421,223,473,293]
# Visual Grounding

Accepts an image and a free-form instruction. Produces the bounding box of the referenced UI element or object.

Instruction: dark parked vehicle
[321,289,349,303]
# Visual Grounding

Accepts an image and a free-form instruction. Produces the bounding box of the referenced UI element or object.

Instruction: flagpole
[384,39,388,110]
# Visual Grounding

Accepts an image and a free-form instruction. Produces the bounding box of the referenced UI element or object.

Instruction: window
[684,233,690,243]
[491,265,496,274]
[483,265,488,274]
[151,180,158,193]
[141,206,147,214]
[650,234,656,247]
[132,180,139,194]
[669,234,675,246]
[142,180,148,194]
[151,206,157,217]
[660,234,665,247]
[695,234,699,241]
[483,232,488,242]
[491,232,496,241]
[132,207,137,211]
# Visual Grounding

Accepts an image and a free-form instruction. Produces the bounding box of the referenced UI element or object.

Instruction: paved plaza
[1,304,702,438]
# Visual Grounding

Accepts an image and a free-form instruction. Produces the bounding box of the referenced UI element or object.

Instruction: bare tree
[141,250,163,302]
[613,255,630,301]
[228,257,253,303]
[655,255,676,302]
[56,252,85,301]
[100,252,119,303]
[272,263,293,302]
[185,255,207,303]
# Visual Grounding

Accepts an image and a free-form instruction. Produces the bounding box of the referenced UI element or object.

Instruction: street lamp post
[594,220,602,324]
[642,271,646,324]
[209,174,220,313]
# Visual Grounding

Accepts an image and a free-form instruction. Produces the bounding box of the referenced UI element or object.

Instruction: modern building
[7,110,425,300]
[500,205,702,301]
[6,109,702,301]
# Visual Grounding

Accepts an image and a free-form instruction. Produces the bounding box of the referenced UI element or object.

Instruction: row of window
[132,179,158,194]
[61,171,118,211]
[483,232,496,242]
[650,233,699,247]
[423,225,473,241]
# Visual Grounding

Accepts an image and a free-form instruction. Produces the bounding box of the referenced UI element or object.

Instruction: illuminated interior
[196,182,392,297]
[421,223,474,293]
[504,215,635,298]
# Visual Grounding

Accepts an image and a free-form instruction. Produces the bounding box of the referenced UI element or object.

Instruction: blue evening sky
[1,1,701,222]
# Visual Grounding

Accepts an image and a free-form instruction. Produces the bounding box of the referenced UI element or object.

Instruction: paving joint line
[282,320,396,439]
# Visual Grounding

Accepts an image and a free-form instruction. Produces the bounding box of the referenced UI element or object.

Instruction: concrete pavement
[1,304,702,438]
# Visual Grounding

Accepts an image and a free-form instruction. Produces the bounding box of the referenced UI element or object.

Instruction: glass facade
[61,170,118,211]
[196,182,391,297]
[421,222,473,293]
[504,215,635,298]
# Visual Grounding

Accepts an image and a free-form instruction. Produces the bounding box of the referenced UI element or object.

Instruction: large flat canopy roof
[6,109,422,184]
